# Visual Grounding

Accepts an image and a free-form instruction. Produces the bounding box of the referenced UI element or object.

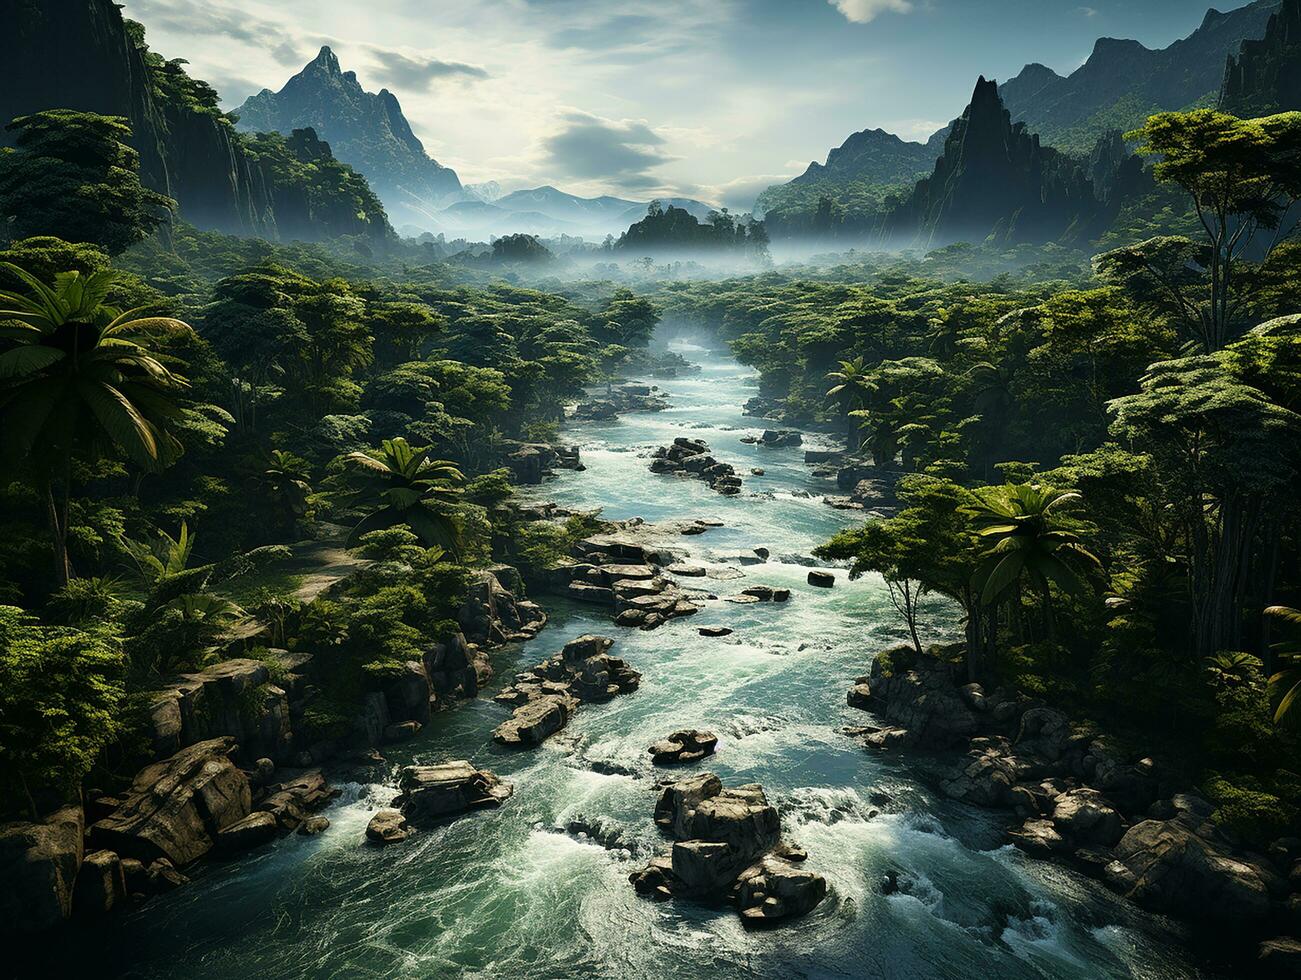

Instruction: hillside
[235,47,462,228]
[757,127,946,236]
[1000,1,1281,153]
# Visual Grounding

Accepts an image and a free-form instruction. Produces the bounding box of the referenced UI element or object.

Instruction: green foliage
[0,111,174,255]
[0,607,125,814]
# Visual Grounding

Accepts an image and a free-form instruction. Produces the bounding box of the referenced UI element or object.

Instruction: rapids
[53,341,1224,979]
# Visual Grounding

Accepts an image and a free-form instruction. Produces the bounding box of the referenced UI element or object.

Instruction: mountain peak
[310,46,341,74]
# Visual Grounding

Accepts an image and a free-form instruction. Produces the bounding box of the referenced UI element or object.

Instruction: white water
[55,341,1220,979]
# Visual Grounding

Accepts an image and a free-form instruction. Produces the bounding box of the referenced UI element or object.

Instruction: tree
[818,476,987,678]
[1097,110,1301,351]
[0,111,174,255]
[260,450,313,531]
[968,483,1103,640]
[826,356,873,440]
[0,606,124,817]
[0,262,192,585]
[340,437,464,553]
[1108,357,1301,658]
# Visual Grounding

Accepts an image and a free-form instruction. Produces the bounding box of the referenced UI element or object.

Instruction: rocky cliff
[0,0,390,242]
[886,78,1105,247]
[1221,0,1301,115]
[1000,1,1281,153]
[235,48,463,229]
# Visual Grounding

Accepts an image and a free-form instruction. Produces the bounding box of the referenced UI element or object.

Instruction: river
[58,341,1220,979]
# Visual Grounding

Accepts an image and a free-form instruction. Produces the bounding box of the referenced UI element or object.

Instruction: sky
[120,0,1256,208]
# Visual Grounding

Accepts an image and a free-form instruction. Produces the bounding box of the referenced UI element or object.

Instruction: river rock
[807,571,835,588]
[216,812,279,852]
[399,762,513,819]
[734,853,827,927]
[89,738,251,866]
[699,626,733,637]
[256,770,337,832]
[1107,816,1279,922]
[759,429,802,448]
[1008,819,1070,857]
[493,637,639,747]
[494,694,575,747]
[0,804,85,933]
[1051,788,1124,847]
[634,773,826,925]
[366,809,409,845]
[649,730,719,764]
[71,849,126,918]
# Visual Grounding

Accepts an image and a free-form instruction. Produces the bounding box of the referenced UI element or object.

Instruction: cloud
[828,0,913,24]
[539,110,678,191]
[367,48,489,90]
[1077,6,1100,17]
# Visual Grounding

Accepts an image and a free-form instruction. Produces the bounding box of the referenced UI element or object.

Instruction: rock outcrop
[650,438,743,496]
[88,738,252,866]
[493,635,640,747]
[0,805,84,933]
[630,773,827,926]
[398,762,513,819]
[1221,0,1301,115]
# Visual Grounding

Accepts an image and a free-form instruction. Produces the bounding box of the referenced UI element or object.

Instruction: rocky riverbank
[847,645,1301,969]
[574,383,671,421]
[0,565,547,938]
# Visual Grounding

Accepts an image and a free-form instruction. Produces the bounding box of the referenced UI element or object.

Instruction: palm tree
[850,408,900,468]
[341,437,464,553]
[826,357,874,443]
[261,449,313,530]
[969,484,1103,638]
[0,262,192,585]
[1266,606,1301,725]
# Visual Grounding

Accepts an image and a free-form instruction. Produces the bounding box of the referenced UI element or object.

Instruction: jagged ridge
[235,47,462,229]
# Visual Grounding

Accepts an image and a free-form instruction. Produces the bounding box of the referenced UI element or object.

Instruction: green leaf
[0,345,64,378]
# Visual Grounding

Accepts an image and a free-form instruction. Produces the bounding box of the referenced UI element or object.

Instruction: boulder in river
[399,762,513,819]
[493,636,639,747]
[807,571,835,588]
[649,731,719,765]
[632,772,826,926]
[366,809,409,845]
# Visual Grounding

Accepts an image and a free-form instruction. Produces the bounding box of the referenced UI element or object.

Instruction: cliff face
[887,78,1105,247]
[0,0,390,243]
[235,48,462,229]
[1221,0,1301,115]
[1000,1,1281,152]
[0,0,274,237]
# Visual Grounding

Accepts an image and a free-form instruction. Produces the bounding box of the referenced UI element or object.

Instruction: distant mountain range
[758,0,1286,243]
[235,47,462,228]
[1000,0,1281,154]
[420,186,719,241]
